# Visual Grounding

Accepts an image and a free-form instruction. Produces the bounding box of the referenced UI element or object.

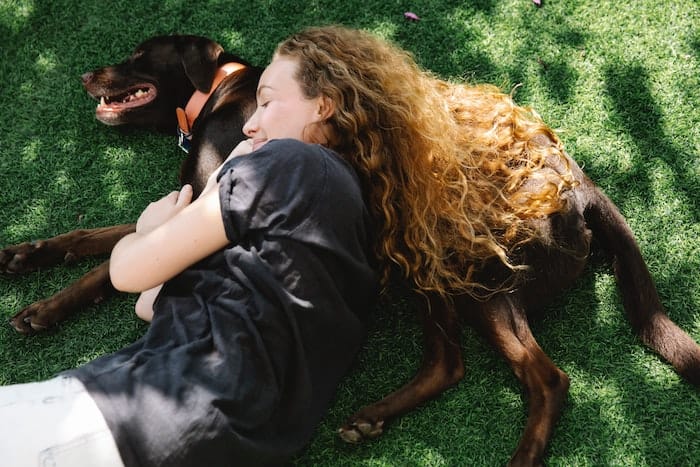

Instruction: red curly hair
[276,26,577,298]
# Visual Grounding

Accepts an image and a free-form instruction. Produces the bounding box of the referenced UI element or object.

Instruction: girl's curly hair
[276,26,577,298]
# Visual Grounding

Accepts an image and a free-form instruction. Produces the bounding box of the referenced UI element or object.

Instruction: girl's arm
[110,139,253,294]
[109,184,228,293]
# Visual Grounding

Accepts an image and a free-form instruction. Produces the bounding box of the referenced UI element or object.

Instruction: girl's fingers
[165,190,180,203]
[177,184,193,207]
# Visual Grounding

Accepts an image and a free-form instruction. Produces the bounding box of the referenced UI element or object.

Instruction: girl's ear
[316,96,335,121]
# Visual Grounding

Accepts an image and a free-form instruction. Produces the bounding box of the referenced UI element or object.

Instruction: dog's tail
[583,182,700,386]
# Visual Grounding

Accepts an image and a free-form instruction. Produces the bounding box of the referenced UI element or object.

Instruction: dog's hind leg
[473,294,569,467]
[0,224,135,274]
[9,261,116,334]
[338,292,464,443]
[583,182,700,385]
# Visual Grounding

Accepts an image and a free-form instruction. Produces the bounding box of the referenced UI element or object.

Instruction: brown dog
[2,35,261,332]
[2,34,698,467]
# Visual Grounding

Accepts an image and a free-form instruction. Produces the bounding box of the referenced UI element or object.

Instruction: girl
[1,32,378,467]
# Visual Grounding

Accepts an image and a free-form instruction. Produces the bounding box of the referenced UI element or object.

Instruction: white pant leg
[0,375,124,467]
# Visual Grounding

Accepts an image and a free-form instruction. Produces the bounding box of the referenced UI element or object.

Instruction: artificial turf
[1,0,699,465]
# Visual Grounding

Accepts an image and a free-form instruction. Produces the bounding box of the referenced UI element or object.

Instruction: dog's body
[1,35,698,466]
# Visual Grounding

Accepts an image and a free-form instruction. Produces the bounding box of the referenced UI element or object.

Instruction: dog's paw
[0,241,45,273]
[9,301,55,334]
[338,418,385,443]
[0,241,73,274]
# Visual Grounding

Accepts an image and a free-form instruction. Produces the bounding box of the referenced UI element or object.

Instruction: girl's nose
[242,109,259,137]
[242,119,254,137]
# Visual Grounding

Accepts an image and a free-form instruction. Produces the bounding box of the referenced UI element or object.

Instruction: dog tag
[177,127,192,153]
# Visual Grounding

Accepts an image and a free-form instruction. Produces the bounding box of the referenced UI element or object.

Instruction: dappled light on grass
[20,139,41,164]
[557,367,698,465]
[34,51,58,73]
[367,21,398,42]
[0,0,33,34]
[100,146,138,212]
[220,29,247,54]
[3,198,50,242]
[1,1,699,465]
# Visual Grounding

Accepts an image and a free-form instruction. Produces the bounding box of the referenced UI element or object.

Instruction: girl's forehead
[259,56,299,87]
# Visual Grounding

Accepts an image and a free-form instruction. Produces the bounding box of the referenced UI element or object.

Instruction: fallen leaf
[404,11,420,21]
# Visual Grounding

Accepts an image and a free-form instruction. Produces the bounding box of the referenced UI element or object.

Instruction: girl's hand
[202,139,255,195]
[134,284,163,322]
[110,182,227,293]
[136,184,193,234]
[229,138,255,158]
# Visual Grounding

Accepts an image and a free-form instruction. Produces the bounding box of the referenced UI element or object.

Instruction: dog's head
[82,35,226,133]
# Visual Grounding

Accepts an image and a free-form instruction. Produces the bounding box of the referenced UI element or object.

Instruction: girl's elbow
[109,235,144,292]
[109,259,137,292]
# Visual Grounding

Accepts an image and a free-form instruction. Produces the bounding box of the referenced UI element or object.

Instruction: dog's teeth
[99,96,106,106]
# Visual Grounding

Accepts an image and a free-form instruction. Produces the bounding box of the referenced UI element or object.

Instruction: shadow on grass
[507,11,586,104]
[2,1,698,465]
[690,33,700,61]
[533,257,700,464]
[602,63,700,221]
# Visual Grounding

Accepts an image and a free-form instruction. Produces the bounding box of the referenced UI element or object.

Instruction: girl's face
[243,56,328,151]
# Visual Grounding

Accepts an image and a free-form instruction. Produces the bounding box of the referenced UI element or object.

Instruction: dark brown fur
[338,156,700,465]
[2,35,698,467]
[2,35,261,332]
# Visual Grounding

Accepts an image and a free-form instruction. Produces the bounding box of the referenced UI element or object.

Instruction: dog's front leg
[9,260,115,333]
[0,224,135,273]
[339,292,464,442]
[474,295,570,467]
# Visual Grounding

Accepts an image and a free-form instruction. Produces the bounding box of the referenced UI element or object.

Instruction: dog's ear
[180,37,224,93]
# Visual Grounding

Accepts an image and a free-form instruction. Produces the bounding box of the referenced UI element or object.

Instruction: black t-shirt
[68,139,378,466]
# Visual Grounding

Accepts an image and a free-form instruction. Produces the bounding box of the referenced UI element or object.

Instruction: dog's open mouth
[96,83,157,113]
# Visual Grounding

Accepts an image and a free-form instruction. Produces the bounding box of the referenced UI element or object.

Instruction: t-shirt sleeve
[216,139,327,243]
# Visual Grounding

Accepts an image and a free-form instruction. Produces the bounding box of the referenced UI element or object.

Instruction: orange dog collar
[177,62,247,152]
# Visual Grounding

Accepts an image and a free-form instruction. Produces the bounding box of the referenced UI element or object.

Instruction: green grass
[1,0,699,465]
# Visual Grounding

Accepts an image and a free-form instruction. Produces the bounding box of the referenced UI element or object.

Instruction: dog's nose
[81,72,93,85]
